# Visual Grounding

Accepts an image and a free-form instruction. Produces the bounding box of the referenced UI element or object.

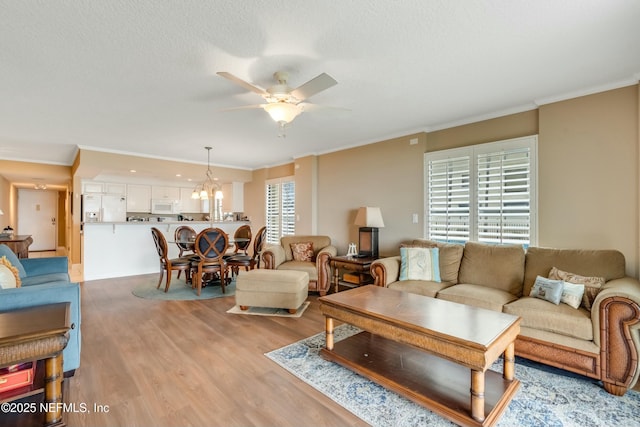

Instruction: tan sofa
[370,240,640,396]
[262,235,337,296]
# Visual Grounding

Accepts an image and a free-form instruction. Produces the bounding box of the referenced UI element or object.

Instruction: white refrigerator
[83,194,127,222]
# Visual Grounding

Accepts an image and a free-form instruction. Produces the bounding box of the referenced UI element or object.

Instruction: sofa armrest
[20,256,69,276]
[371,256,401,287]
[262,245,286,269]
[591,276,640,395]
[315,246,338,295]
[0,281,81,374]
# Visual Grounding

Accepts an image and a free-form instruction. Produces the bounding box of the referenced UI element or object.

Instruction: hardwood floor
[64,274,367,427]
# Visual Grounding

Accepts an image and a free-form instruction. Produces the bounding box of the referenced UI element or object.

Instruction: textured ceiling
[1,1,639,180]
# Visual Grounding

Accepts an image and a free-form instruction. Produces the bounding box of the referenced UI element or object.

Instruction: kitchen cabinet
[152,185,180,200]
[105,182,126,195]
[127,184,151,212]
[82,181,104,194]
[221,182,244,213]
[82,181,126,195]
[180,187,205,213]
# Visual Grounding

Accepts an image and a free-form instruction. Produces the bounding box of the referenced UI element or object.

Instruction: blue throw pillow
[530,276,564,305]
[0,244,26,279]
[399,247,441,282]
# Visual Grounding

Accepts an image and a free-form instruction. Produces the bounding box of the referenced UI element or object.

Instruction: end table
[330,255,378,293]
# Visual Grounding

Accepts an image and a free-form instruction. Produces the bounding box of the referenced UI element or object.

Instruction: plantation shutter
[426,155,471,242]
[476,146,531,244]
[265,177,296,244]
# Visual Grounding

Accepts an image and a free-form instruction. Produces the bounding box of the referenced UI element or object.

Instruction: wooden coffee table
[318,285,521,427]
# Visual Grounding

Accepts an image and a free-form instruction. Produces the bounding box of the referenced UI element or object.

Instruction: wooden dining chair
[174,225,196,280]
[191,227,229,296]
[226,224,252,257]
[151,227,192,292]
[227,226,266,278]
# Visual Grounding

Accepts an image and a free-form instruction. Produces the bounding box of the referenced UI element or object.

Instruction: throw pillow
[0,256,21,288]
[399,247,441,282]
[290,242,314,262]
[548,267,605,310]
[530,276,564,305]
[559,281,585,309]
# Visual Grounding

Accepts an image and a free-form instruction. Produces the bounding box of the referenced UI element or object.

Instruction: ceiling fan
[217,70,340,136]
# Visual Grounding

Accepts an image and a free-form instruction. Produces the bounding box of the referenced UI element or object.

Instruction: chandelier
[191,146,222,201]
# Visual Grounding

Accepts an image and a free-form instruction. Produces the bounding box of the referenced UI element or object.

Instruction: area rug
[226,301,310,318]
[132,279,235,301]
[265,325,640,427]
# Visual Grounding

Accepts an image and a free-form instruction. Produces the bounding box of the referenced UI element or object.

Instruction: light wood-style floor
[63,273,367,427]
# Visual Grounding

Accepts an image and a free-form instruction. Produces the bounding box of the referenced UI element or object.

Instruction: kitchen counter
[82,221,250,281]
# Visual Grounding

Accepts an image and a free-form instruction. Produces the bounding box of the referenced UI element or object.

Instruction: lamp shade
[354,207,384,228]
[0,209,3,215]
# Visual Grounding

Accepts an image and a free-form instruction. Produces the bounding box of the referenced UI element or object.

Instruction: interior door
[17,189,58,251]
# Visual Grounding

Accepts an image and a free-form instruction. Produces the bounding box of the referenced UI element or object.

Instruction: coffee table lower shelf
[320,331,520,427]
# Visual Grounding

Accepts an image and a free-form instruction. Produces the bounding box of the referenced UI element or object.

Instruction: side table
[331,255,378,293]
[0,302,71,427]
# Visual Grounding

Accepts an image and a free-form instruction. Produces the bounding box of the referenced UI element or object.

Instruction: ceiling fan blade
[300,103,350,112]
[291,73,337,101]
[216,104,265,112]
[217,72,268,96]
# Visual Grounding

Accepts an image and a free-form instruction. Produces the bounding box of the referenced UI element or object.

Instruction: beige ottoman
[235,269,309,314]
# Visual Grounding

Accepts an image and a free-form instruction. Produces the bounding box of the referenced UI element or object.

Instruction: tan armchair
[262,235,337,296]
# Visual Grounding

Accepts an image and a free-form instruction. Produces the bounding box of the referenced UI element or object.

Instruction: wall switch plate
[412,213,419,224]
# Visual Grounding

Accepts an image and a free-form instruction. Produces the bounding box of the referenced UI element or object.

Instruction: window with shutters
[424,135,537,245]
[265,177,296,244]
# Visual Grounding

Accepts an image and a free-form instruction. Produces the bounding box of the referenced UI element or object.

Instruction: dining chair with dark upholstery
[227,226,266,278]
[191,227,229,296]
[174,225,196,280]
[151,227,192,292]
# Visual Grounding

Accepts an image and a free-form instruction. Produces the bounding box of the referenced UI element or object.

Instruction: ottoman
[235,269,309,314]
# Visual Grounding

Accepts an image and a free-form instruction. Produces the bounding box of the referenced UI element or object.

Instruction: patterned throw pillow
[548,267,605,310]
[530,276,564,305]
[0,256,21,288]
[399,247,441,282]
[290,242,314,262]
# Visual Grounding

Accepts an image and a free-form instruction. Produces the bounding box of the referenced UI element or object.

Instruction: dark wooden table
[0,303,71,427]
[319,286,521,427]
[0,235,33,258]
[330,255,377,293]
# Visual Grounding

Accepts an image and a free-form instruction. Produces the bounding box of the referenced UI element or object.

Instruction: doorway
[17,189,58,251]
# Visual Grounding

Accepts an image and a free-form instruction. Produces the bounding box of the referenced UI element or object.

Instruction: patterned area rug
[265,325,640,427]
[226,301,310,317]
[132,278,235,300]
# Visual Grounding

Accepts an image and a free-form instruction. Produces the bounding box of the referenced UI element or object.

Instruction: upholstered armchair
[262,235,337,296]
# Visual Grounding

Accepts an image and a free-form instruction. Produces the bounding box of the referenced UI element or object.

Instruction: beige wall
[538,86,638,276]
[0,175,11,229]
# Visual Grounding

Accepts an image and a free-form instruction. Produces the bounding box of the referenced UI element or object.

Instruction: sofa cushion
[290,242,314,262]
[408,239,464,283]
[548,266,604,310]
[523,246,625,296]
[21,273,71,287]
[503,297,593,341]
[436,284,518,312]
[388,280,453,298]
[0,244,27,279]
[399,247,440,282]
[457,242,525,296]
[529,276,564,305]
[278,261,318,281]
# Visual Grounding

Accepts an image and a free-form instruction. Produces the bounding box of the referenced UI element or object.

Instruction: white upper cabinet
[179,187,205,213]
[221,182,244,212]
[82,181,104,194]
[151,186,180,200]
[104,183,126,195]
[127,184,151,212]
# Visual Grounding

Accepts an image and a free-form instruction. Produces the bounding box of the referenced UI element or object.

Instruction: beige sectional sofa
[370,240,640,396]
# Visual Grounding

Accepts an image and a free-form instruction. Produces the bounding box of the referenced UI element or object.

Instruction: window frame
[424,135,538,246]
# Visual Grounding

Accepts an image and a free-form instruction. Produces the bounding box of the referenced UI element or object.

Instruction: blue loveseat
[0,244,81,375]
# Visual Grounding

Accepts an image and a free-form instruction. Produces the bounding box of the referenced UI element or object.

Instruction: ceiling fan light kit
[217,70,340,135]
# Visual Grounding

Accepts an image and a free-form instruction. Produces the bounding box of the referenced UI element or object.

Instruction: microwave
[151,199,181,215]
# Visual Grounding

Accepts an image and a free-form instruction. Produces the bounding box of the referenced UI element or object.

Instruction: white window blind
[265,177,295,244]
[425,136,537,245]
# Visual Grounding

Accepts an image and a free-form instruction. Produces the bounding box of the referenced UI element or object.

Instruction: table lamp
[354,207,384,258]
